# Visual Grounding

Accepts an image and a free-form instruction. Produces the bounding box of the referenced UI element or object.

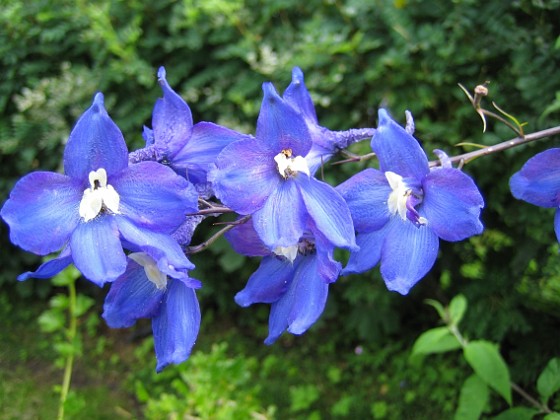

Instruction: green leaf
[38,310,65,333]
[464,341,512,405]
[544,413,560,420]
[491,407,539,420]
[411,327,462,357]
[537,358,560,404]
[449,294,468,326]
[424,299,446,320]
[75,294,95,317]
[454,374,489,420]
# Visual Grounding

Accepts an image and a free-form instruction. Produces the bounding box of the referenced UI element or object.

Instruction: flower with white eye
[1,93,198,286]
[337,109,484,295]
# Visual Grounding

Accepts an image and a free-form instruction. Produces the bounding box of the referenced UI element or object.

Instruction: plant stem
[429,125,560,168]
[186,215,251,254]
[57,279,77,420]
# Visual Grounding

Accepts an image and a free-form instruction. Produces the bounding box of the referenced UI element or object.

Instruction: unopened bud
[474,84,488,96]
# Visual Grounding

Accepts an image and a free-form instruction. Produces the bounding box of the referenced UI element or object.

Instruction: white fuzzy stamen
[274,150,310,178]
[386,171,409,221]
[79,168,120,221]
[274,245,298,262]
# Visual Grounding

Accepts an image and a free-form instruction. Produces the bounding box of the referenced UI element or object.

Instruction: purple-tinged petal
[225,219,271,257]
[342,228,386,275]
[555,209,560,244]
[102,260,165,328]
[113,161,197,233]
[143,126,155,146]
[235,256,293,306]
[313,228,343,284]
[252,179,307,249]
[422,168,484,241]
[372,109,429,180]
[70,217,126,286]
[265,255,328,344]
[152,67,193,159]
[115,216,196,278]
[510,148,560,208]
[380,217,439,295]
[1,172,82,255]
[257,83,312,157]
[283,67,318,125]
[153,280,200,372]
[64,93,128,180]
[336,168,393,232]
[297,176,357,250]
[209,137,280,215]
[172,122,250,185]
[18,247,73,281]
[173,215,205,248]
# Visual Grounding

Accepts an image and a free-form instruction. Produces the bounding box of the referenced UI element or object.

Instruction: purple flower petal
[257,83,312,157]
[422,168,484,241]
[153,280,200,372]
[209,137,280,215]
[336,168,393,232]
[70,217,126,286]
[102,260,166,328]
[172,122,250,185]
[510,148,560,208]
[283,67,318,125]
[64,93,128,180]
[152,66,194,159]
[342,229,386,275]
[252,179,307,249]
[313,230,342,284]
[18,247,73,281]
[372,109,429,180]
[1,171,82,255]
[115,217,197,284]
[225,219,271,257]
[265,255,328,344]
[380,217,439,295]
[235,256,293,306]
[297,176,357,250]
[113,161,197,233]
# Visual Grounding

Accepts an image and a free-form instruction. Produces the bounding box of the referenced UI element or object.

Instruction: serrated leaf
[449,294,467,326]
[424,299,446,320]
[455,374,489,420]
[491,407,539,420]
[464,341,512,405]
[411,327,462,357]
[537,358,560,404]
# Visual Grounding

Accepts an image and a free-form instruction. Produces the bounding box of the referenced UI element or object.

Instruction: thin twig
[429,125,560,168]
[186,215,251,254]
[510,382,552,414]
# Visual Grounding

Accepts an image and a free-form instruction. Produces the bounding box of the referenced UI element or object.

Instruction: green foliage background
[1,0,560,418]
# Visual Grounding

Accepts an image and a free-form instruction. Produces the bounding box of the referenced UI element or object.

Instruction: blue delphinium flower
[130,67,249,196]
[102,251,201,372]
[226,219,341,344]
[510,148,560,242]
[337,109,484,294]
[209,81,357,255]
[1,93,198,286]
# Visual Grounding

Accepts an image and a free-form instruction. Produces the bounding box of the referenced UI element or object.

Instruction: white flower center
[385,171,427,225]
[129,252,168,290]
[274,149,310,179]
[79,168,120,222]
[273,245,299,262]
